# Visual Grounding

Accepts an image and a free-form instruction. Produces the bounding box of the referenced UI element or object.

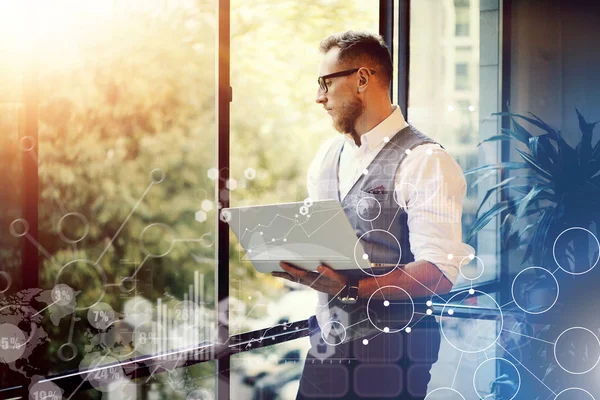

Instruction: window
[455,3,471,37]
[228,1,378,397]
[0,1,219,398]
[455,62,469,90]
[228,0,378,335]
[0,1,517,399]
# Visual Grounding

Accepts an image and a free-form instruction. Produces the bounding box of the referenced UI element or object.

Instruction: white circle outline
[199,232,214,248]
[553,227,600,275]
[511,266,559,314]
[139,223,175,257]
[440,289,504,354]
[458,255,484,281]
[55,259,107,310]
[393,182,419,208]
[356,196,381,222]
[120,277,136,293]
[186,388,214,400]
[554,326,600,375]
[20,136,36,151]
[150,168,166,184]
[9,219,29,237]
[353,229,402,277]
[554,387,595,400]
[473,357,521,400]
[57,212,90,244]
[57,342,78,361]
[0,271,11,294]
[320,320,347,346]
[366,286,414,333]
[424,387,466,400]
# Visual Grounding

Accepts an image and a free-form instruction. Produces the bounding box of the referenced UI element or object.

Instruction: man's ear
[357,75,368,93]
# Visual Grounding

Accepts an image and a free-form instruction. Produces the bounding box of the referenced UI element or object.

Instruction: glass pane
[429,292,512,399]
[0,1,218,398]
[228,0,378,333]
[231,340,310,400]
[79,361,216,400]
[409,0,500,288]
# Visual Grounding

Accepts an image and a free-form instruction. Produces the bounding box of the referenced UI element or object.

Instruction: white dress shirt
[307,105,475,286]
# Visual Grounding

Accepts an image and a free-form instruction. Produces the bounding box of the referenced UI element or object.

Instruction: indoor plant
[466,109,600,398]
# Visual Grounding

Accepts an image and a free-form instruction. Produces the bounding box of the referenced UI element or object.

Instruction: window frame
[4,1,514,398]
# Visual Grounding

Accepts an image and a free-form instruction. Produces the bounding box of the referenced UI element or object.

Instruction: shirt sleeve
[394,143,475,286]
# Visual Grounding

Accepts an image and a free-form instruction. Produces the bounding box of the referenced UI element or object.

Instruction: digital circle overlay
[511,266,559,314]
[553,227,600,275]
[554,327,600,375]
[554,388,595,400]
[353,229,402,277]
[424,387,465,400]
[473,358,521,400]
[366,286,414,333]
[440,289,503,354]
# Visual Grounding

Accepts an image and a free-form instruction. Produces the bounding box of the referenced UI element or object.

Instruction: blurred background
[1,0,599,399]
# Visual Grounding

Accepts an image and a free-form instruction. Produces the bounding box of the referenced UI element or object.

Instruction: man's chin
[332,120,345,134]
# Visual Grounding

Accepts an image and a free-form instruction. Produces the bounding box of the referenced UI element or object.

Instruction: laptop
[223,199,398,273]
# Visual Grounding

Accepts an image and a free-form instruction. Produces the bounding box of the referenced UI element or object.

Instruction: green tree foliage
[1,0,377,397]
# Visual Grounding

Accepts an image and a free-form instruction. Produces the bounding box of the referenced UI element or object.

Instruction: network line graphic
[1,162,599,399]
[226,173,600,399]
[1,168,222,400]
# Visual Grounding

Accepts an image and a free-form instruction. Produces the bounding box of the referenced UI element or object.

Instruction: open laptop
[223,199,398,273]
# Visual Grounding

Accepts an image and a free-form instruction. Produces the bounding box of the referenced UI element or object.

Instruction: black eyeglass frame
[317,67,376,93]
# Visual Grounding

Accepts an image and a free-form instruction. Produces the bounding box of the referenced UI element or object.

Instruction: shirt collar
[343,105,408,151]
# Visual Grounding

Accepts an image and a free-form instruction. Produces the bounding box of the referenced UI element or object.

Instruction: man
[272,31,474,399]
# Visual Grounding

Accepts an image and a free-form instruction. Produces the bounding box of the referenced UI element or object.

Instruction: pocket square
[366,185,386,194]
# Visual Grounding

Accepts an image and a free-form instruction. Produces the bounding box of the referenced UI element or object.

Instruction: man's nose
[315,89,326,104]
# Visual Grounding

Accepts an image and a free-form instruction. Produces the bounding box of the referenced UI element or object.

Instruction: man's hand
[272,261,348,296]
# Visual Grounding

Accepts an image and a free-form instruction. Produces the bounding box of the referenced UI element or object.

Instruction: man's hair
[319,30,393,87]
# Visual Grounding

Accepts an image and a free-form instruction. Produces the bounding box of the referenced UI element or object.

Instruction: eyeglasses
[317,67,376,93]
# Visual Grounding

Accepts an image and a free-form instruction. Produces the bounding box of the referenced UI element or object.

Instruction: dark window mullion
[396,0,410,118]
[216,0,231,398]
[379,0,394,101]
[22,38,39,291]
[499,0,512,305]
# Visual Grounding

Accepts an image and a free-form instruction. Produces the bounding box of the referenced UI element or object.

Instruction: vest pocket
[358,189,389,202]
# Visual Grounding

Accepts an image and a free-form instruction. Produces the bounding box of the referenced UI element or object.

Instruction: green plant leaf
[514,184,547,222]
[576,108,598,161]
[475,177,517,217]
[477,135,517,147]
[511,118,533,144]
[500,128,528,145]
[528,136,557,174]
[468,200,518,241]
[494,111,559,140]
[592,138,600,161]
[465,162,529,176]
[470,169,498,188]
[515,148,553,181]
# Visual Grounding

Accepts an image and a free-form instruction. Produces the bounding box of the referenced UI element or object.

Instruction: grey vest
[316,125,439,274]
[316,125,439,329]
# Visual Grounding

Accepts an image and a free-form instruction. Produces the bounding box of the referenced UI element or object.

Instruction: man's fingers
[280,261,310,278]
[271,272,294,281]
[317,265,344,282]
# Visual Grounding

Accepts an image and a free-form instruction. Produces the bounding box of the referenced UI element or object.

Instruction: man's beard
[332,96,363,135]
